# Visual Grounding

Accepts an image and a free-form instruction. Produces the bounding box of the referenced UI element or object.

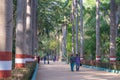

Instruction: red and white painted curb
[15,54,26,68]
[110,56,116,62]
[0,52,12,78]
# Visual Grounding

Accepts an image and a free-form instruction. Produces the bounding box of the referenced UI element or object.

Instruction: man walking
[69,54,75,71]
[75,54,80,71]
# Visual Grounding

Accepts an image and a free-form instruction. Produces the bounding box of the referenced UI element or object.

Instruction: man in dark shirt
[70,54,75,71]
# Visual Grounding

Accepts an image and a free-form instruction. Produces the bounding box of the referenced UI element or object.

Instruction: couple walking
[70,54,81,71]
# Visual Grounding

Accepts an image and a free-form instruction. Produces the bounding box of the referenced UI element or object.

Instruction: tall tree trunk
[74,0,78,54]
[58,34,62,62]
[31,0,38,60]
[31,0,35,56]
[34,0,38,56]
[0,0,13,78]
[62,23,67,61]
[79,0,84,61]
[23,0,27,62]
[71,0,75,55]
[25,0,33,62]
[110,0,117,63]
[96,0,101,62]
[15,0,26,68]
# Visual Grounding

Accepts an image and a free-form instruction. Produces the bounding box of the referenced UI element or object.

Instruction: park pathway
[36,61,120,80]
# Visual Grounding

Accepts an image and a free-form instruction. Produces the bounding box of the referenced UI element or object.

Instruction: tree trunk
[96,0,101,62]
[15,0,26,68]
[62,23,67,61]
[79,0,84,61]
[110,0,117,63]
[25,0,33,62]
[0,0,13,78]
[31,0,38,61]
[71,0,75,55]
[34,0,38,56]
[31,0,34,56]
[58,34,62,62]
[74,0,79,54]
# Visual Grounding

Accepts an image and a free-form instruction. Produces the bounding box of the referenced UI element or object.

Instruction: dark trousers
[76,63,80,71]
[44,60,46,64]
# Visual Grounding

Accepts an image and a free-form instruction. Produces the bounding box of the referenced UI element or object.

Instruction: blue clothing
[44,56,46,64]
[70,55,75,71]
[70,63,75,71]
[75,56,80,71]
[75,56,80,64]
[70,56,75,63]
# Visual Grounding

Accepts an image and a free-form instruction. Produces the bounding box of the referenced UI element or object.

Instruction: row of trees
[0,0,38,79]
[37,0,120,63]
[69,0,120,62]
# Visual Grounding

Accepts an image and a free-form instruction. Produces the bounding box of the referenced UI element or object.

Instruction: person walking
[69,54,75,72]
[43,56,46,64]
[75,54,80,71]
[37,56,40,64]
[53,55,56,62]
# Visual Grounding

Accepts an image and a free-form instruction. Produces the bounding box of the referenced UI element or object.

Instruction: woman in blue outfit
[69,54,75,71]
[75,54,80,71]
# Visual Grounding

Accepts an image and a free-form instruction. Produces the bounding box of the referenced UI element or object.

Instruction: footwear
[71,70,74,72]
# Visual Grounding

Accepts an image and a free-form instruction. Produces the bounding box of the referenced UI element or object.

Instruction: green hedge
[82,60,120,70]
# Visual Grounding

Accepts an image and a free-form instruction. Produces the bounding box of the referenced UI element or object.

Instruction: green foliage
[37,0,119,62]
[37,0,66,36]
[83,0,111,61]
[49,39,58,50]
[38,34,59,55]
[66,24,72,52]
[37,0,71,60]
[38,51,45,57]
[116,0,120,4]
[116,37,120,61]
[83,0,96,9]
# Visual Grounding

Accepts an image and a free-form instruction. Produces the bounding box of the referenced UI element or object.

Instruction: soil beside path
[36,61,120,80]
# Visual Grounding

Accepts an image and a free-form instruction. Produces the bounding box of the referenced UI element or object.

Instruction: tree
[31,0,38,56]
[96,0,101,62]
[62,23,67,61]
[71,0,75,55]
[0,0,13,78]
[15,0,26,68]
[79,0,84,61]
[25,0,33,62]
[110,0,117,63]
[75,0,79,54]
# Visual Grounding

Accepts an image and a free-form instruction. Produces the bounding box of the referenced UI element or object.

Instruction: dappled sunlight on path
[36,61,120,80]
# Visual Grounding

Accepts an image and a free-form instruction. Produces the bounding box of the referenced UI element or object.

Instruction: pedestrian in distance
[43,56,46,64]
[69,54,75,72]
[37,56,40,64]
[53,55,56,62]
[75,54,80,71]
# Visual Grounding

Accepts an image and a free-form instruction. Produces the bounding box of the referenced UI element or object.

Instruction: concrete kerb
[31,63,39,80]
[82,65,120,74]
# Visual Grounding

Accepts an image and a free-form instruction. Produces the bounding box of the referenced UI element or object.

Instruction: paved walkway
[36,61,120,80]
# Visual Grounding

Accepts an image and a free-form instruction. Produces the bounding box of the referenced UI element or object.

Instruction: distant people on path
[75,54,80,71]
[53,56,56,62]
[47,55,50,64]
[43,56,46,64]
[69,54,75,72]
[37,56,40,64]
